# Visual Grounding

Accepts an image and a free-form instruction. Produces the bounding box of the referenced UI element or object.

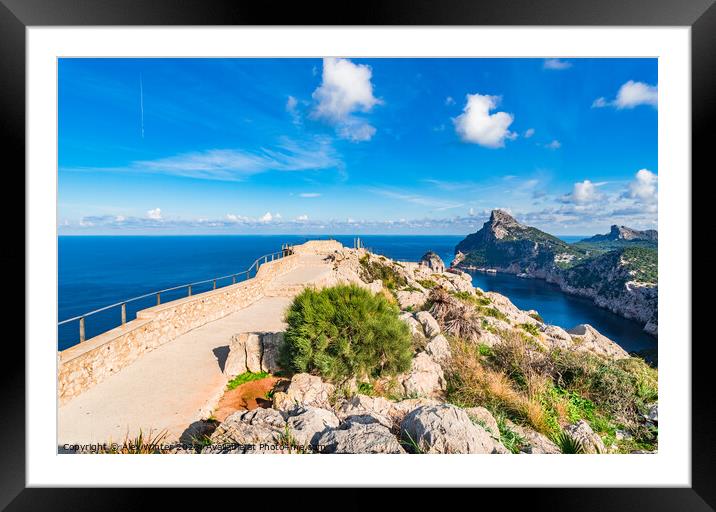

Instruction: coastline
[455,263,657,338]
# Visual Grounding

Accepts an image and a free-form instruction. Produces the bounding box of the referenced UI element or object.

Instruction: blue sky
[58,57,658,235]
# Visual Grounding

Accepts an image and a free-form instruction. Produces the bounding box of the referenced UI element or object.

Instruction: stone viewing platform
[58,240,341,444]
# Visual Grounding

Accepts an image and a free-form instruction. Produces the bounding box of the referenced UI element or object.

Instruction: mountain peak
[490,209,519,225]
[583,225,658,243]
[487,210,522,238]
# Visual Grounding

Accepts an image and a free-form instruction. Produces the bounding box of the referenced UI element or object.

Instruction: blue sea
[58,235,656,353]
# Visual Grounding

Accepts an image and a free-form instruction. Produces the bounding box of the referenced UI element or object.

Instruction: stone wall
[291,239,343,255]
[58,250,306,404]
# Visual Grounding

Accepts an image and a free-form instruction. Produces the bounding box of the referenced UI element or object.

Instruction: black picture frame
[4,0,708,509]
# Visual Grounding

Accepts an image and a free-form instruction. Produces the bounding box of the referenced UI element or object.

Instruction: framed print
[4,0,711,508]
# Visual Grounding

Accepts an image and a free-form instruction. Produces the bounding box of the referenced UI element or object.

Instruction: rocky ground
[181,247,657,455]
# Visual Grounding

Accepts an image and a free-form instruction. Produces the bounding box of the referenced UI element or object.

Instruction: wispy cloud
[62,137,342,182]
[299,192,321,198]
[369,187,464,212]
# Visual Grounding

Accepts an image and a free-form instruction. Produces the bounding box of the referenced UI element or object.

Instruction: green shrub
[417,279,438,289]
[555,431,586,454]
[518,323,541,337]
[359,255,407,290]
[280,284,413,383]
[479,306,509,322]
[451,290,492,307]
[496,415,526,454]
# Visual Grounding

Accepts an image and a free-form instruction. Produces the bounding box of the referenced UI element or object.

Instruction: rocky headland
[453,210,658,336]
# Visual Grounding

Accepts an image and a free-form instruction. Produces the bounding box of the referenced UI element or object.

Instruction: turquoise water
[58,235,656,353]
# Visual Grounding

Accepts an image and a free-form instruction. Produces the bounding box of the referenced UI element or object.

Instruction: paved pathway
[58,254,334,445]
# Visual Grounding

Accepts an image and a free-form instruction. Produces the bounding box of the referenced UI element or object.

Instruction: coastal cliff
[453,210,658,335]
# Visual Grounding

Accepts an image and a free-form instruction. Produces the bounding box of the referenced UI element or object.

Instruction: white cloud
[592,81,658,109]
[299,192,321,198]
[114,215,126,222]
[563,180,604,204]
[225,213,250,223]
[625,169,658,202]
[445,96,455,106]
[544,140,561,150]
[286,95,300,124]
[615,81,658,109]
[453,93,516,148]
[311,57,381,141]
[543,59,572,70]
[259,212,274,222]
[296,214,309,221]
[337,120,376,142]
[524,128,535,138]
[146,208,162,220]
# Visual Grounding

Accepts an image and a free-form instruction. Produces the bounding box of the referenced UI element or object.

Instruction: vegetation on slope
[444,331,658,453]
[359,254,408,290]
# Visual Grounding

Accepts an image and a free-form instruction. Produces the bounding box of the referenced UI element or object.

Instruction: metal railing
[58,244,294,346]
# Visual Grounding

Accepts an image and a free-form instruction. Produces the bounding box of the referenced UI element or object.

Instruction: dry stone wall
[58,250,304,404]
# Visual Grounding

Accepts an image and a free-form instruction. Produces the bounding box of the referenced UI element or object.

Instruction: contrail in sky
[140,73,145,138]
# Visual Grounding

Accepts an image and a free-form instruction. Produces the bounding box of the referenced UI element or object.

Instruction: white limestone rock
[563,420,606,454]
[400,404,509,454]
[415,311,441,338]
[399,352,446,398]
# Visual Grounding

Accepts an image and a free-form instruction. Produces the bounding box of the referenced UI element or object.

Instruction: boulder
[505,420,560,454]
[272,373,335,413]
[645,404,658,424]
[396,290,428,310]
[285,406,340,447]
[244,333,263,372]
[224,331,285,376]
[567,324,629,359]
[563,420,606,454]
[205,408,286,453]
[425,334,451,365]
[260,332,283,373]
[335,394,440,429]
[224,334,248,378]
[318,421,405,454]
[401,404,509,454]
[399,353,446,398]
[399,312,426,339]
[542,325,573,350]
[415,311,441,338]
[464,407,499,438]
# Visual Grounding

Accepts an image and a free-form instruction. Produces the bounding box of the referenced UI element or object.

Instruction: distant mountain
[453,210,658,335]
[580,225,658,243]
[454,210,587,275]
[573,225,657,255]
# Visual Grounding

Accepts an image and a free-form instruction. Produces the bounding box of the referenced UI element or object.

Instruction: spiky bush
[280,284,413,383]
[428,287,482,341]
